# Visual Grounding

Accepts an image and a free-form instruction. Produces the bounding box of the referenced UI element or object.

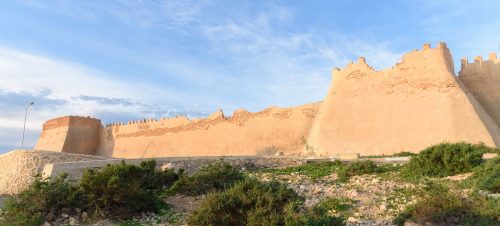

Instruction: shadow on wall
[95,125,115,157]
[459,54,500,147]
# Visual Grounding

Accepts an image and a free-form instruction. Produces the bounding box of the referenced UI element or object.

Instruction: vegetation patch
[168,162,245,196]
[402,142,496,180]
[0,174,79,226]
[364,151,416,158]
[394,182,499,226]
[285,201,346,226]
[259,160,398,182]
[467,156,500,193]
[188,178,344,226]
[79,160,178,218]
[258,160,343,180]
[312,197,354,219]
[337,160,396,182]
[0,160,181,226]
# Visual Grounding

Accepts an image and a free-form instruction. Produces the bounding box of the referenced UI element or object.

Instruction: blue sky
[0,0,499,152]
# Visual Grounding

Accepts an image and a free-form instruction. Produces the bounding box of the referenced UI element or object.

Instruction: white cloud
[0,47,211,150]
[0,1,408,152]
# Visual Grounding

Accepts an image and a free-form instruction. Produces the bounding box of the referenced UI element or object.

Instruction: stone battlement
[461,53,499,66]
[103,105,315,131]
[43,116,100,130]
[458,51,500,130]
[333,42,454,83]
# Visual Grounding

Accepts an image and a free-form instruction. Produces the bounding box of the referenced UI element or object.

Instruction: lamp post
[21,102,34,149]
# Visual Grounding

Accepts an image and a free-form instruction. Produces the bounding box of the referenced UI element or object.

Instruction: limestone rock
[68,217,78,225]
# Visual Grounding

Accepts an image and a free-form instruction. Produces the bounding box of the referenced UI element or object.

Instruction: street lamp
[21,101,34,149]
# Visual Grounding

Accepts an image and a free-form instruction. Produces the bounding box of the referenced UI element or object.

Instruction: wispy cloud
[0,1,412,152]
[0,47,211,150]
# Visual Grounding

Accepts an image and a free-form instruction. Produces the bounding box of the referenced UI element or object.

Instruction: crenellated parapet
[328,42,457,99]
[307,42,499,157]
[42,116,100,130]
[459,51,500,129]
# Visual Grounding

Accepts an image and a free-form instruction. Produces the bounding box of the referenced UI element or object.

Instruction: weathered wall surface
[0,150,108,195]
[459,54,500,129]
[35,116,102,155]
[307,43,500,156]
[96,103,320,158]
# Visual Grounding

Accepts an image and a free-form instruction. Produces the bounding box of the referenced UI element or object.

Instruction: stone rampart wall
[96,103,320,158]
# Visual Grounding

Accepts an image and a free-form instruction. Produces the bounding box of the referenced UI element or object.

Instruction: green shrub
[188,178,298,225]
[169,162,245,196]
[188,178,344,226]
[0,160,180,225]
[0,174,80,226]
[137,160,182,190]
[79,160,174,218]
[394,182,499,226]
[402,142,494,179]
[469,157,500,193]
[337,160,384,182]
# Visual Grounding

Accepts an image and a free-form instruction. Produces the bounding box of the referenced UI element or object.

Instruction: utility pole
[21,102,34,149]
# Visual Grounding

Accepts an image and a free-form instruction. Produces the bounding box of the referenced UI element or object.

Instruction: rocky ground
[32,166,486,226]
[252,171,419,226]
[53,173,419,225]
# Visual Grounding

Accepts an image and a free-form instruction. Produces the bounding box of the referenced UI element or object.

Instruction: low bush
[168,162,245,196]
[188,178,344,226]
[0,160,180,226]
[337,160,385,182]
[468,156,500,193]
[402,142,495,179]
[79,160,176,218]
[0,174,79,226]
[394,182,499,226]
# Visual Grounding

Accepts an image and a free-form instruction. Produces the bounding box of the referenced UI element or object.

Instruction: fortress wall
[34,116,101,155]
[32,43,500,158]
[307,43,500,156]
[95,103,320,158]
[459,53,500,129]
